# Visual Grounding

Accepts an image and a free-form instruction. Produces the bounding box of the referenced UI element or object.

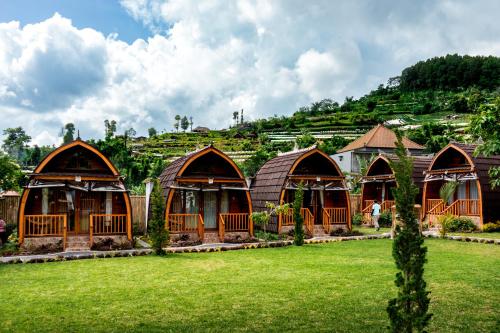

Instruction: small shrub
[179,234,190,241]
[483,221,500,232]
[378,212,392,228]
[352,213,363,226]
[437,214,454,238]
[255,230,279,241]
[448,217,476,232]
[330,229,363,237]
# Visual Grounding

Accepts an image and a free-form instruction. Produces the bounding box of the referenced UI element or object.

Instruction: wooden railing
[280,208,313,235]
[426,199,443,212]
[218,213,252,242]
[443,199,479,216]
[381,200,395,212]
[167,214,204,239]
[427,200,446,215]
[220,213,250,232]
[25,214,66,236]
[362,201,375,223]
[90,214,128,234]
[322,208,348,232]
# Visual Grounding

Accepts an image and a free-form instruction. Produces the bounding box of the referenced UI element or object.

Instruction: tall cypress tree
[293,183,304,246]
[387,133,432,332]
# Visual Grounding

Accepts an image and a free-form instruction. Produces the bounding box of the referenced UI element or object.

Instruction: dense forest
[1,54,499,193]
[400,54,500,91]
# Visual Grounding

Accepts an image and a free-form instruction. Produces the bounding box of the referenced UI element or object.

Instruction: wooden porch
[279,206,349,235]
[167,212,252,243]
[24,213,129,250]
[425,199,480,226]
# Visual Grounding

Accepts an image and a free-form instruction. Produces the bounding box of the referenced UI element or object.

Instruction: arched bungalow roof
[159,145,246,200]
[251,147,344,212]
[32,138,120,177]
[364,154,433,193]
[425,143,500,223]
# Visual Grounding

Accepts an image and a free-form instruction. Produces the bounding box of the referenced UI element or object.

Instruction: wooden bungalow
[160,145,252,243]
[361,154,432,223]
[18,139,132,251]
[251,147,351,236]
[422,143,500,228]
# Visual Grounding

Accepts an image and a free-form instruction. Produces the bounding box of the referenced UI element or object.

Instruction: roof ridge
[364,124,382,146]
[277,145,316,156]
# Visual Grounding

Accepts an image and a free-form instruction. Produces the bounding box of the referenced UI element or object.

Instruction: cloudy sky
[0,0,499,145]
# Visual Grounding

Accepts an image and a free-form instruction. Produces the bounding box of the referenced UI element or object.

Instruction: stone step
[313,225,329,237]
[65,236,91,252]
[203,232,221,244]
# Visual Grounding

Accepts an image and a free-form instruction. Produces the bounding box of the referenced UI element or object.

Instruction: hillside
[2,54,499,193]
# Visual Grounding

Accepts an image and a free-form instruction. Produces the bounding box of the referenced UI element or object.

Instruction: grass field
[0,239,499,332]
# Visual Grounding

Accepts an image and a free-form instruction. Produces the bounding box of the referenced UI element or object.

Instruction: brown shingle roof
[337,124,424,153]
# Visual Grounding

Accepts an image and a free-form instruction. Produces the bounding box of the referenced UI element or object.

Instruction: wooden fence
[0,195,20,226]
[130,195,146,233]
[350,194,362,215]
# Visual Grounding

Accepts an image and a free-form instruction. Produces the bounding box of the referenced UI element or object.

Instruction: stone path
[1,231,497,265]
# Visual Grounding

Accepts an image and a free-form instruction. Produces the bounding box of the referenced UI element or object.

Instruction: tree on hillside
[62,123,76,143]
[470,97,500,188]
[2,127,31,163]
[125,128,136,138]
[240,109,244,124]
[148,127,157,137]
[0,151,22,191]
[400,54,500,91]
[174,115,181,132]
[189,117,193,131]
[104,120,117,140]
[319,135,351,155]
[296,131,316,149]
[233,111,239,126]
[181,116,189,132]
[387,133,432,332]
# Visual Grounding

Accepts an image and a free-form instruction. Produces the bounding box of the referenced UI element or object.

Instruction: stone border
[5,232,498,265]
[424,233,500,244]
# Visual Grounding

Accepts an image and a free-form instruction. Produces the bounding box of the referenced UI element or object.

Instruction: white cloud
[0,1,500,145]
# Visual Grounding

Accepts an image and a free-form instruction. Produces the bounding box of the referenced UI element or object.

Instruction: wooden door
[203,191,217,229]
[78,192,96,233]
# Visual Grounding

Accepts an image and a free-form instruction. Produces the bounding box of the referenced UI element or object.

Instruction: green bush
[448,217,476,232]
[483,221,500,232]
[352,213,363,226]
[378,212,392,228]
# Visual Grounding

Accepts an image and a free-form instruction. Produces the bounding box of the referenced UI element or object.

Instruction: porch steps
[65,236,91,252]
[203,232,221,244]
[313,225,330,237]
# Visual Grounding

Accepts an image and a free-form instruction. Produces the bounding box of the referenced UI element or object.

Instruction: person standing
[371,200,382,231]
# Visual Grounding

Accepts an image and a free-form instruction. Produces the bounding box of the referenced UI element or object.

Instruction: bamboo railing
[426,199,443,213]
[280,208,313,235]
[381,200,395,212]
[167,214,204,239]
[218,213,252,242]
[362,201,375,223]
[443,199,479,216]
[89,214,128,247]
[322,208,348,233]
[25,214,66,236]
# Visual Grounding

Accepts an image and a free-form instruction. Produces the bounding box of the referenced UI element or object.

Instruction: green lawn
[0,240,499,332]
[352,226,391,235]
